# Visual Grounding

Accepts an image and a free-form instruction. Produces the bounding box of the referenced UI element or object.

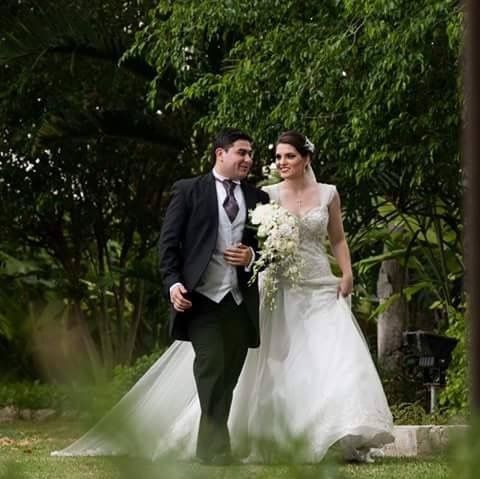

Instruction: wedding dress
[52,182,394,462]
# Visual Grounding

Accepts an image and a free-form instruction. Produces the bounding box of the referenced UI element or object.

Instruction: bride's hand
[337,274,353,298]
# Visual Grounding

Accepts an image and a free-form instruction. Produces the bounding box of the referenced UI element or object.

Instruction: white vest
[194,171,246,304]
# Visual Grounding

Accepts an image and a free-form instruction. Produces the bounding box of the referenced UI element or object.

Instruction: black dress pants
[186,292,250,460]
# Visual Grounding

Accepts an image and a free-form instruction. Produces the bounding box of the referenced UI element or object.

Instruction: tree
[133,0,462,306]
[0,0,202,375]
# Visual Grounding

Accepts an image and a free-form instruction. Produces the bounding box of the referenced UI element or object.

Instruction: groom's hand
[170,283,193,312]
[223,243,252,267]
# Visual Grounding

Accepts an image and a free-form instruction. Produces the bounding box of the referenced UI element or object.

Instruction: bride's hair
[275,130,315,160]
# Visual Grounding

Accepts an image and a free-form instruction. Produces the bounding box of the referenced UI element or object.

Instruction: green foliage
[95,348,165,411]
[449,416,480,479]
[0,0,464,421]
[133,0,461,198]
[0,382,68,410]
[379,364,420,409]
[0,1,188,374]
[353,197,463,327]
[0,349,163,412]
[72,347,165,418]
[439,304,469,417]
[0,247,66,379]
[133,0,463,355]
[390,402,462,426]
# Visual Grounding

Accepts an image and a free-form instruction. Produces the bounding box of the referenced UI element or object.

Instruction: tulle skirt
[52,279,394,462]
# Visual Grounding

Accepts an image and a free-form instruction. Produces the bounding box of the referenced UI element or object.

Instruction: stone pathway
[383,425,468,457]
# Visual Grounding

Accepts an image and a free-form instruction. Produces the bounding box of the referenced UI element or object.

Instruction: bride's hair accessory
[304,137,315,154]
[276,131,315,158]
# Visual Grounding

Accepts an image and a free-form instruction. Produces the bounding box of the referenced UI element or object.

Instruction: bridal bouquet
[248,202,303,310]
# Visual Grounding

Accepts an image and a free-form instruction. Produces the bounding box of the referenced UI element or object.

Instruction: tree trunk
[465,0,480,409]
[377,259,407,371]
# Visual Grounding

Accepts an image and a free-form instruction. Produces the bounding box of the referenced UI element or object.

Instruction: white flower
[248,202,304,310]
[250,202,276,225]
[286,240,296,253]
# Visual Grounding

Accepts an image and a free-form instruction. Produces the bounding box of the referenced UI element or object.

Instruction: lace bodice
[262,183,339,284]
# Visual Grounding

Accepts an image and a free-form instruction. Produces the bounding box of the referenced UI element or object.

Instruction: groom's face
[215,140,253,180]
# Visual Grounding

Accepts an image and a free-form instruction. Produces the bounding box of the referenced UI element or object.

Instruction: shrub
[0,382,69,410]
[439,304,469,418]
[390,402,460,425]
[0,348,165,414]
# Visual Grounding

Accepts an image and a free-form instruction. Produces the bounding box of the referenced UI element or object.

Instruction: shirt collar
[212,169,241,185]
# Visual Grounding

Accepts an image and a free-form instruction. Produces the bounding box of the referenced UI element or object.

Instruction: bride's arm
[327,191,353,297]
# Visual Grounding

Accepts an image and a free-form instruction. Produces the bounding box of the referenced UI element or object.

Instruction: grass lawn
[0,419,451,479]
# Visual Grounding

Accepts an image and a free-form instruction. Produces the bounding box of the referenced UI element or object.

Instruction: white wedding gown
[52,182,394,462]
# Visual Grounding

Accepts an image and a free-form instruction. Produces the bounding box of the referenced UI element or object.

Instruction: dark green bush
[0,348,164,413]
[439,305,469,418]
[0,382,69,410]
[87,348,165,415]
[390,401,464,425]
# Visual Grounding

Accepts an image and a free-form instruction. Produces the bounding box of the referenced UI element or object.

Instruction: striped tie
[222,180,239,222]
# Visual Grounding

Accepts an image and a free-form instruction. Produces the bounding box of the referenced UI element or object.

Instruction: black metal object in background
[403,331,458,386]
[402,330,458,412]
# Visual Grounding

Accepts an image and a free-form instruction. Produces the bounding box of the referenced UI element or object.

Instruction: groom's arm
[159,180,188,296]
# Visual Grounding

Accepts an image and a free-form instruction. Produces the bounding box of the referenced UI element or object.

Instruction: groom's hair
[211,128,253,164]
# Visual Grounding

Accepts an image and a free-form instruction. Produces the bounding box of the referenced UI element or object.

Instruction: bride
[52,130,394,463]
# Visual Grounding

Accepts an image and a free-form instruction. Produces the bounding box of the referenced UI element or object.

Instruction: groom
[159,129,269,464]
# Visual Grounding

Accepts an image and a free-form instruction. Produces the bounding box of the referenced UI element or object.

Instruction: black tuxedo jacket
[159,172,270,347]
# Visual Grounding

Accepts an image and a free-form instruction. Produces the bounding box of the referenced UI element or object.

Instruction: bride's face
[275,143,309,180]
